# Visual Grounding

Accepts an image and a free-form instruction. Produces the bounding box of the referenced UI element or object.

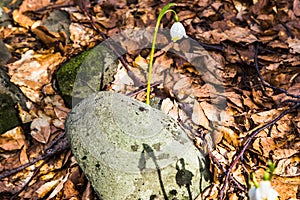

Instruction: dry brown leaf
[200,101,219,122]
[272,176,300,200]
[252,137,276,157]
[231,164,247,187]
[192,83,214,99]
[111,62,135,92]
[31,25,67,50]
[273,148,299,160]
[12,9,34,28]
[172,76,192,100]
[226,91,243,108]
[20,145,29,165]
[30,112,51,144]
[275,156,300,177]
[218,126,240,147]
[132,55,148,69]
[251,109,279,124]
[191,101,210,130]
[0,127,26,151]
[178,10,196,21]
[153,53,173,75]
[69,23,101,47]
[161,98,179,121]
[224,27,258,44]
[36,179,61,198]
[287,37,300,54]
[7,50,64,102]
[62,178,79,199]
[47,172,70,200]
[293,0,300,16]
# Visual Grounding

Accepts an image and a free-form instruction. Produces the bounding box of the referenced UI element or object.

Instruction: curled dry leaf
[192,101,210,130]
[161,98,179,121]
[287,37,300,54]
[7,50,64,102]
[273,148,299,160]
[252,137,276,157]
[12,9,34,28]
[69,23,100,47]
[47,172,71,200]
[0,127,26,151]
[218,126,240,148]
[200,101,220,122]
[275,156,300,177]
[251,109,280,124]
[36,178,61,198]
[30,113,52,144]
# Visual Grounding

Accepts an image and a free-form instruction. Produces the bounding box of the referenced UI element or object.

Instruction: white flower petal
[249,187,257,200]
[170,22,187,42]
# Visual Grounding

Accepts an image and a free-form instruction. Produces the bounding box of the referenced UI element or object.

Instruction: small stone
[0,68,27,134]
[0,40,12,66]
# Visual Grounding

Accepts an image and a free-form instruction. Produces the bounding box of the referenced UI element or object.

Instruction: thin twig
[9,158,47,200]
[126,81,162,97]
[0,134,69,180]
[254,43,300,99]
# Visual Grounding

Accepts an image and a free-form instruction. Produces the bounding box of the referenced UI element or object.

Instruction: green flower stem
[251,172,259,188]
[146,3,178,105]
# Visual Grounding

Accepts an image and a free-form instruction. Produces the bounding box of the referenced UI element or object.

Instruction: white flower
[170,22,187,42]
[249,181,279,200]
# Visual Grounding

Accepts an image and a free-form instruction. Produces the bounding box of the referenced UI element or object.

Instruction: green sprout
[145,3,187,105]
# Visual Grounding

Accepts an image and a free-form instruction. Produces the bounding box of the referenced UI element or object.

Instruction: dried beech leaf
[12,9,34,28]
[226,91,243,108]
[218,126,239,147]
[161,98,179,121]
[20,145,29,165]
[192,101,210,130]
[251,109,279,124]
[273,149,299,160]
[287,37,300,54]
[47,173,70,200]
[153,53,173,75]
[7,50,64,102]
[36,179,61,198]
[200,101,219,122]
[30,113,52,144]
[0,127,26,151]
[275,156,300,177]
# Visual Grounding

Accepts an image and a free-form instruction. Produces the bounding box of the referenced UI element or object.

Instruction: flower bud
[170,22,187,42]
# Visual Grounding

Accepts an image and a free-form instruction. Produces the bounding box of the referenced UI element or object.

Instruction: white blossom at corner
[249,181,279,200]
[170,22,187,42]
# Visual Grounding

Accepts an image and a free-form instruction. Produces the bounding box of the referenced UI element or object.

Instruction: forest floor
[0,0,300,199]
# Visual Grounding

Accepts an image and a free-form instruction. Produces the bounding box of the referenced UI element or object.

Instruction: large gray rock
[66,91,211,200]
